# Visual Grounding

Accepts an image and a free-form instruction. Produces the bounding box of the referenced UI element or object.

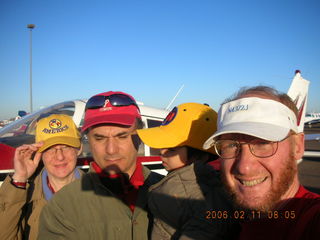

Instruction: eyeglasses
[85,94,139,111]
[43,146,75,157]
[214,135,292,160]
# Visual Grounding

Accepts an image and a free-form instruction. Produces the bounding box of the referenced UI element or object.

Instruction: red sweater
[238,186,320,240]
[91,161,144,212]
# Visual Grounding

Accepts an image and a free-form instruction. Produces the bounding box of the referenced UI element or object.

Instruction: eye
[227,142,238,148]
[117,133,130,139]
[62,146,72,152]
[45,148,55,154]
[219,141,237,149]
[94,136,104,141]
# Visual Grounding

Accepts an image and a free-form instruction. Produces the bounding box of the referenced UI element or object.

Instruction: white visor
[203,97,298,149]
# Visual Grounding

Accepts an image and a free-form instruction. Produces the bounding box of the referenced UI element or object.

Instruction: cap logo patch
[99,99,113,111]
[42,119,69,134]
[49,119,62,129]
[162,107,177,126]
[228,104,248,113]
[103,99,110,107]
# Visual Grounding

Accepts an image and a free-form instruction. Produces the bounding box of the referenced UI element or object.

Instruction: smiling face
[42,144,79,179]
[220,133,303,212]
[87,123,139,177]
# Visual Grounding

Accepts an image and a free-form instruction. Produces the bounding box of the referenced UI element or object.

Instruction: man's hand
[12,142,44,182]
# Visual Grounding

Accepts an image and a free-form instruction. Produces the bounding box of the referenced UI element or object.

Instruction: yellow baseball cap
[36,114,81,152]
[137,103,218,154]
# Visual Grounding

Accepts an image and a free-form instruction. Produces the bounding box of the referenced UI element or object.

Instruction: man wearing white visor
[203,86,320,240]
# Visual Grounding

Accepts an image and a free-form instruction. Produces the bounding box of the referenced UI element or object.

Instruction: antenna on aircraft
[165,84,184,111]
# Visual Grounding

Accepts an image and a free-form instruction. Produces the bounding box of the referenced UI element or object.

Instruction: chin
[235,197,274,212]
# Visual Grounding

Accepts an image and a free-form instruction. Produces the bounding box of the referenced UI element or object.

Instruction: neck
[47,172,76,192]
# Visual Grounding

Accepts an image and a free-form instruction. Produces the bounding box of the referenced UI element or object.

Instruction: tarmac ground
[298,156,320,194]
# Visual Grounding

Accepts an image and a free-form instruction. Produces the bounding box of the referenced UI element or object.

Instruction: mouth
[54,163,67,168]
[105,158,121,162]
[238,177,267,187]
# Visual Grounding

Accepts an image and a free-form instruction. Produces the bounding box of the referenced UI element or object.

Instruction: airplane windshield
[0,102,76,148]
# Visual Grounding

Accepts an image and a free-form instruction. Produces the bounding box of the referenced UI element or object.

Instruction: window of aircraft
[0,103,76,148]
[0,103,165,160]
[146,119,163,156]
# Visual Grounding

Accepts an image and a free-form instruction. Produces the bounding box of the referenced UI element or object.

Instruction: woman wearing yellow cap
[137,103,238,240]
[0,114,84,240]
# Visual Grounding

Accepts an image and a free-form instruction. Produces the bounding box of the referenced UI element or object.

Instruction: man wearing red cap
[38,91,163,240]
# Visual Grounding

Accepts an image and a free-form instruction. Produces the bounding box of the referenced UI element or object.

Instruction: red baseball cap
[82,91,141,132]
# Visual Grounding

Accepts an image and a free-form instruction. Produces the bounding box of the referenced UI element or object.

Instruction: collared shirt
[91,161,145,212]
[42,168,81,200]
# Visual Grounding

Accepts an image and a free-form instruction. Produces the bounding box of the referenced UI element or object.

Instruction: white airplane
[305,112,320,123]
[1,71,319,185]
[287,70,309,133]
[287,70,320,158]
[0,100,169,184]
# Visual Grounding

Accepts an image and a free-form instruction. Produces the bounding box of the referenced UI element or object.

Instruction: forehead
[48,144,71,149]
[88,123,135,134]
[218,133,264,141]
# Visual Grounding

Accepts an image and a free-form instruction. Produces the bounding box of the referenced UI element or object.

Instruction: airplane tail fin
[287,70,310,133]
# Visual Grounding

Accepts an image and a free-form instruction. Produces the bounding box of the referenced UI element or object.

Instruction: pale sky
[1,0,319,120]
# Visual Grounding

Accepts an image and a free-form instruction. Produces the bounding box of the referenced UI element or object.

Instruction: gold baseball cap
[137,103,218,154]
[36,114,81,152]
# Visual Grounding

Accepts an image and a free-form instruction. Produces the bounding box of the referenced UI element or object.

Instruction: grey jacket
[148,161,237,240]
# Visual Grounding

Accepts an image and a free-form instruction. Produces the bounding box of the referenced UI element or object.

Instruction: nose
[233,144,258,175]
[105,138,118,155]
[55,149,65,161]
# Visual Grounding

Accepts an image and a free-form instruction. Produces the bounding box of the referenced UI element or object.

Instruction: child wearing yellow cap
[137,103,238,240]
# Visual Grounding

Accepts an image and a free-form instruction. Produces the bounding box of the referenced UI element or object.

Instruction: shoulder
[295,185,320,198]
[286,188,320,239]
[149,165,203,198]
[286,186,320,223]
[142,166,164,186]
[292,186,320,210]
[50,179,81,202]
[44,174,97,214]
[49,173,95,204]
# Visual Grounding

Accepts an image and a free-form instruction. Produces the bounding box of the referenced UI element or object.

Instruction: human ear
[131,134,141,151]
[77,144,83,156]
[292,133,304,160]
